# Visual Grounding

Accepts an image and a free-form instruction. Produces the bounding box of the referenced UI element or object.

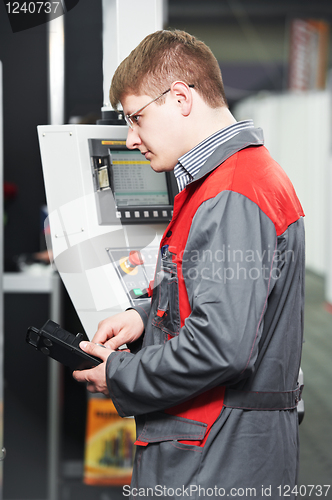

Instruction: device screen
[89,138,175,224]
[110,150,169,207]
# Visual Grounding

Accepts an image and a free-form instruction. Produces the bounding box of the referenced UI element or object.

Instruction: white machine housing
[38,124,174,338]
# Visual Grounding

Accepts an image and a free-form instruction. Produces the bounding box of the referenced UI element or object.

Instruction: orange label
[84,397,136,486]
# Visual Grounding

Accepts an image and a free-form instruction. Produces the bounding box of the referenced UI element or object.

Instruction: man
[74,30,305,498]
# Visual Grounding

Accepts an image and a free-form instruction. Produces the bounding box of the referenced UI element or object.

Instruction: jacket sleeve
[131,300,151,330]
[125,301,151,353]
[106,191,279,417]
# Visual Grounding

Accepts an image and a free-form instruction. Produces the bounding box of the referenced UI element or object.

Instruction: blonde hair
[110,29,228,109]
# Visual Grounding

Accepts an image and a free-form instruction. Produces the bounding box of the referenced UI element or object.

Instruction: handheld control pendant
[26,320,102,371]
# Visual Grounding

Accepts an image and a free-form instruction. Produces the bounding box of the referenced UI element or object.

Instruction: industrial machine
[37,124,177,338]
[38,0,167,341]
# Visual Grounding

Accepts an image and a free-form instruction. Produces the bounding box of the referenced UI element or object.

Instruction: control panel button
[128,251,144,267]
[153,210,158,217]
[125,211,131,218]
[144,211,149,217]
[134,211,140,218]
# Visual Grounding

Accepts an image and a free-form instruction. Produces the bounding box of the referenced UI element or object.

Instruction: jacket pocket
[135,411,207,445]
[132,412,206,497]
[152,256,180,337]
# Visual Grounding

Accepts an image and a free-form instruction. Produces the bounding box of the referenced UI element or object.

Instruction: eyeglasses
[125,84,194,129]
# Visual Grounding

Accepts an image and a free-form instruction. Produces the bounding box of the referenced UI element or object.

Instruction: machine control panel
[107,246,159,306]
[88,139,177,225]
[37,124,171,338]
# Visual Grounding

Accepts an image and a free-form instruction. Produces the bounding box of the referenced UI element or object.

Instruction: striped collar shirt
[174,120,255,192]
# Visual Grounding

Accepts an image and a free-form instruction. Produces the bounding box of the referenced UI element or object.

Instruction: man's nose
[126,127,141,150]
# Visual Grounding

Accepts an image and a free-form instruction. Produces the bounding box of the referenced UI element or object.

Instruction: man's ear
[170,81,193,117]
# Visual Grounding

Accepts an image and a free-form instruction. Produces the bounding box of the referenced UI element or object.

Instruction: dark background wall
[64,0,103,120]
[0,1,103,498]
[0,5,48,268]
[0,0,103,271]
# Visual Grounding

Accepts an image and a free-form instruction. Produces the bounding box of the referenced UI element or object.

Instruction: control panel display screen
[111,151,169,207]
[89,138,177,225]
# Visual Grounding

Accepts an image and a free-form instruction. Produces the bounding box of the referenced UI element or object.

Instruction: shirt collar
[174,120,254,191]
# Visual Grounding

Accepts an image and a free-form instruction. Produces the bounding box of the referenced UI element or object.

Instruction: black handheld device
[26,319,102,371]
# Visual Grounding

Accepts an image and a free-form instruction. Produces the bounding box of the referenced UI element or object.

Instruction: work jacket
[106,127,305,499]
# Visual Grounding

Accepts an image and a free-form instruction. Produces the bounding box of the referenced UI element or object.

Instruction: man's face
[121,93,186,172]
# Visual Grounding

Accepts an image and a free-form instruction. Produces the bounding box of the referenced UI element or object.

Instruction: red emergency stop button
[128,250,144,267]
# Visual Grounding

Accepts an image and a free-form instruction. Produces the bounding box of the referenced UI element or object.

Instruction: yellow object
[119,256,139,275]
[84,397,136,486]
[101,140,126,146]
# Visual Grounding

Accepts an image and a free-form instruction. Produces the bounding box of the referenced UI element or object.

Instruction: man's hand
[72,342,113,396]
[73,310,144,395]
[92,309,144,350]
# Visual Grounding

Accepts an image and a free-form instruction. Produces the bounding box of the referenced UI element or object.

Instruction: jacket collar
[187,127,264,186]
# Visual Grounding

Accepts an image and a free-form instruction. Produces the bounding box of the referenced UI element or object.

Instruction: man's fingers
[91,325,114,345]
[104,335,127,350]
[79,341,113,362]
[72,360,110,396]
[72,366,91,384]
[92,316,120,344]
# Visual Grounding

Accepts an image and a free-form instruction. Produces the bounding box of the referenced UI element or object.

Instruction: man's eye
[132,115,140,124]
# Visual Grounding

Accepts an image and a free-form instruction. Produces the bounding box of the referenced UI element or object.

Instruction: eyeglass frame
[124,84,195,129]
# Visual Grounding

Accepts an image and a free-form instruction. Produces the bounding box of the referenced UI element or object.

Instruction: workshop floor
[298,271,332,498]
